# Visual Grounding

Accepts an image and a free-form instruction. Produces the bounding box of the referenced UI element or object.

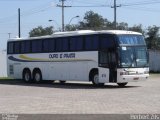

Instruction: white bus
[7,30,149,86]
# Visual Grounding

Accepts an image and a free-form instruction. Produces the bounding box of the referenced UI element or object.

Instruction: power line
[122,6,160,13]
[121,1,160,7]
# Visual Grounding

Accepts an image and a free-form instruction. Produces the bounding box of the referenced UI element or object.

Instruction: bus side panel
[69,62,88,81]
[99,67,109,83]
[49,62,69,80]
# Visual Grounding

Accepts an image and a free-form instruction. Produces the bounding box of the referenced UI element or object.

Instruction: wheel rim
[93,74,99,84]
[35,73,41,82]
[25,72,30,81]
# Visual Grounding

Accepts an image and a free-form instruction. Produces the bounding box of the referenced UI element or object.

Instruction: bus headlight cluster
[120,71,129,75]
[144,71,149,74]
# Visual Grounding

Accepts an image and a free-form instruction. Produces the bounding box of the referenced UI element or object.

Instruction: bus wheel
[59,80,66,84]
[33,70,42,83]
[23,70,32,83]
[91,72,104,86]
[117,82,128,87]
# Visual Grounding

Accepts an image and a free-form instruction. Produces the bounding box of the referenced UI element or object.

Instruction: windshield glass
[119,46,148,68]
[118,35,145,45]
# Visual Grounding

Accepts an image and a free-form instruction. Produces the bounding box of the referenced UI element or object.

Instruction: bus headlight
[144,71,149,74]
[120,71,129,75]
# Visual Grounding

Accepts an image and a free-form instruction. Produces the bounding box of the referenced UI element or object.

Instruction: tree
[29,26,53,37]
[146,25,160,49]
[117,22,128,30]
[129,24,144,34]
[79,11,107,30]
[65,24,79,31]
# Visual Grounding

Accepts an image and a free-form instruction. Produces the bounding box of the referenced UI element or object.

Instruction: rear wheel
[33,70,42,83]
[23,70,32,83]
[117,82,128,87]
[91,72,104,86]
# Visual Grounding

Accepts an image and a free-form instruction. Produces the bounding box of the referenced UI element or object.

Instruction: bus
[7,30,149,86]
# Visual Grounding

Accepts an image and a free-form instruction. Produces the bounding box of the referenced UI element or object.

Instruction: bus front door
[99,50,117,83]
[108,51,117,83]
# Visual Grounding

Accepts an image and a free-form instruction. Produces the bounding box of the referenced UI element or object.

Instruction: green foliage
[117,22,128,30]
[129,24,144,34]
[79,11,107,30]
[65,24,79,31]
[29,26,53,37]
[146,25,160,50]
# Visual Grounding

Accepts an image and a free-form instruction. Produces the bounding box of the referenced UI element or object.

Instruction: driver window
[99,51,109,68]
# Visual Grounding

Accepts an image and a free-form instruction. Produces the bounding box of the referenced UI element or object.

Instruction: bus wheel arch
[89,68,99,85]
[89,68,104,86]
[89,68,98,82]
[33,68,42,83]
[23,68,32,83]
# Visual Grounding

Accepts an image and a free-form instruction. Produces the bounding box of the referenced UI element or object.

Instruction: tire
[91,72,104,86]
[117,82,128,87]
[23,70,32,83]
[59,80,66,84]
[33,70,42,83]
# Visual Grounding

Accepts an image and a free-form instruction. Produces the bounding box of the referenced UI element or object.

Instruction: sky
[0,0,160,50]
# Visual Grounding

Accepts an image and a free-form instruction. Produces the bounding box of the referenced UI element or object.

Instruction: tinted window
[101,35,115,49]
[21,41,31,53]
[85,35,99,50]
[43,39,49,52]
[70,36,83,51]
[14,42,21,54]
[32,40,42,53]
[49,39,55,52]
[62,38,69,51]
[56,38,63,51]
[8,42,14,54]
[118,35,145,45]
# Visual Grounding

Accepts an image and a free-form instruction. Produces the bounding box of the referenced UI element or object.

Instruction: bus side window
[100,35,114,49]
[14,42,21,54]
[31,40,42,53]
[62,38,69,51]
[99,51,109,68]
[21,41,31,53]
[43,39,49,52]
[8,42,14,54]
[48,39,55,52]
[70,36,83,51]
[85,35,99,50]
[56,38,63,51]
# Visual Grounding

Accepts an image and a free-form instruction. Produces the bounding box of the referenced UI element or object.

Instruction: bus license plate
[133,77,139,80]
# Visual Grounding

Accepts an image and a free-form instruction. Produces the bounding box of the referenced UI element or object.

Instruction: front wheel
[117,82,128,87]
[91,72,104,86]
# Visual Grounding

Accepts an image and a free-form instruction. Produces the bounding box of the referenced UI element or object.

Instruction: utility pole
[112,0,121,29]
[18,8,21,38]
[57,0,71,32]
[61,0,65,32]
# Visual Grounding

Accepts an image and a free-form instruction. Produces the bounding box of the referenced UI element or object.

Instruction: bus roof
[8,30,142,41]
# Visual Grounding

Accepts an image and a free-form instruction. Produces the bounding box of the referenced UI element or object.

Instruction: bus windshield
[118,35,145,45]
[118,46,148,68]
